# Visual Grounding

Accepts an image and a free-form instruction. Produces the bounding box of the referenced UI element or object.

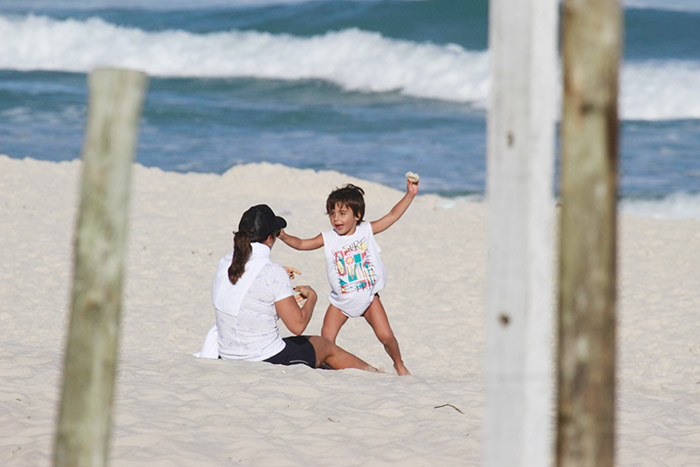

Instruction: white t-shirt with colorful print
[321,222,387,318]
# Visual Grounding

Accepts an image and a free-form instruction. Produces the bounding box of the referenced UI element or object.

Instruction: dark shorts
[264,336,316,368]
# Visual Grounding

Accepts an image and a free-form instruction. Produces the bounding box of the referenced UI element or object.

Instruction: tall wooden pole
[54,68,148,467]
[557,0,622,465]
[485,0,558,465]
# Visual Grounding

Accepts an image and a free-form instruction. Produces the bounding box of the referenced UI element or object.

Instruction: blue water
[1,0,699,217]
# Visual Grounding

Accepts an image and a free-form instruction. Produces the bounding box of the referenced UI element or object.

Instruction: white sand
[1,154,698,466]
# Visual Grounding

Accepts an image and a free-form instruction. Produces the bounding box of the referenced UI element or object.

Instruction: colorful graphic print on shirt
[333,238,377,294]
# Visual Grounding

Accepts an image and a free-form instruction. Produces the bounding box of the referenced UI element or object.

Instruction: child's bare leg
[364,296,411,375]
[321,305,348,344]
[308,336,380,372]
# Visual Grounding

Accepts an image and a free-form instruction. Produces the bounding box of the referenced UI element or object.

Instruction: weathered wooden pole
[556,0,622,465]
[485,0,558,465]
[54,68,148,467]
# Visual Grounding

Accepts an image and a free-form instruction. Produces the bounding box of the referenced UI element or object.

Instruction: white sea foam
[1,14,699,120]
[621,61,700,120]
[0,15,490,104]
[0,0,318,9]
[624,0,700,13]
[457,193,700,221]
[620,193,700,221]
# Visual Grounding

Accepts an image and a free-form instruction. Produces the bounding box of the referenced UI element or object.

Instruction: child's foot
[394,363,411,376]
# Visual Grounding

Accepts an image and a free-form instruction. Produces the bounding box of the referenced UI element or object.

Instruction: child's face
[328,203,361,236]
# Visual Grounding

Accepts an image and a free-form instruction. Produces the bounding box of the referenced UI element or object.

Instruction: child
[279,177,418,375]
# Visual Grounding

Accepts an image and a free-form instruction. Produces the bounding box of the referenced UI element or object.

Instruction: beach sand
[1,154,698,466]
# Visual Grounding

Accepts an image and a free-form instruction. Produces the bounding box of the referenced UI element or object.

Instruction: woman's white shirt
[212,243,293,361]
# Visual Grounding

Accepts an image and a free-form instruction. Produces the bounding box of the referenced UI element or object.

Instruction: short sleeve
[267,264,294,302]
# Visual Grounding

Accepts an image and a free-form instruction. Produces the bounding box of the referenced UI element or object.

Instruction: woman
[206,203,378,372]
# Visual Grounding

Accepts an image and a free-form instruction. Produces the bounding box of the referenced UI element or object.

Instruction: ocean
[1,0,698,219]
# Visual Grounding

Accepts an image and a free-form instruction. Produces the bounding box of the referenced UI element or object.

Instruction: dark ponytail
[228,203,286,284]
[228,229,252,284]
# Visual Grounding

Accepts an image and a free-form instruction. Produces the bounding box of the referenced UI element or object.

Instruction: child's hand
[283,266,301,280]
[406,179,419,196]
[405,171,419,196]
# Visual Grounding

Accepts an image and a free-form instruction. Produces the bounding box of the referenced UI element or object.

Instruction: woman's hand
[294,285,316,300]
[283,266,301,280]
[276,286,317,335]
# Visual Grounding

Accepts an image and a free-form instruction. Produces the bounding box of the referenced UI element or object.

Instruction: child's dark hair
[326,184,365,224]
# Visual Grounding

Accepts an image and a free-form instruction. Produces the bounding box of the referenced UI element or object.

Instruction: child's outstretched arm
[371,178,419,234]
[279,230,324,251]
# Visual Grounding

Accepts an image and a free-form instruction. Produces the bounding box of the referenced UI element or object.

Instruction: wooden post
[556,0,622,465]
[54,68,148,467]
[485,0,558,465]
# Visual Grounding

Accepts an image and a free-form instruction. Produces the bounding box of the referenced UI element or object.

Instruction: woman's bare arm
[275,285,317,335]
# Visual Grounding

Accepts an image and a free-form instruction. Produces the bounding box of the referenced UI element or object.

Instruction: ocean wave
[452,193,700,221]
[622,61,700,120]
[625,0,700,13]
[1,15,699,120]
[0,0,317,10]
[0,15,490,104]
[620,193,700,221]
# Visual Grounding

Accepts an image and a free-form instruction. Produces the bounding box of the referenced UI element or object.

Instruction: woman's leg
[308,335,379,372]
[321,304,348,343]
[364,296,411,375]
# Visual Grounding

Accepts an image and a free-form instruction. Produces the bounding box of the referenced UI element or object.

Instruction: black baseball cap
[239,204,287,240]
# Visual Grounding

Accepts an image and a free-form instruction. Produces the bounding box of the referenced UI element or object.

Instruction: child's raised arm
[279,230,324,251]
[371,178,419,234]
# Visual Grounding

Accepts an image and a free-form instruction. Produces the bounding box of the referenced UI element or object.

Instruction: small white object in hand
[405,171,420,183]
